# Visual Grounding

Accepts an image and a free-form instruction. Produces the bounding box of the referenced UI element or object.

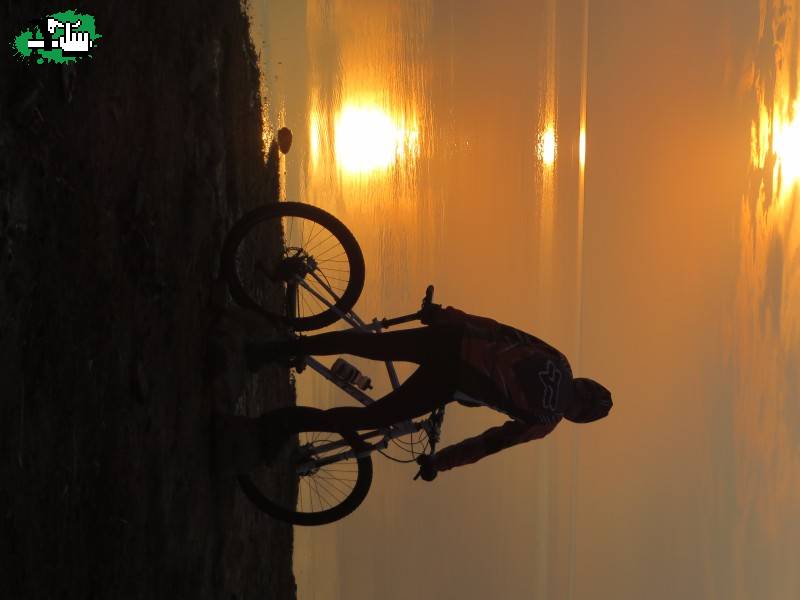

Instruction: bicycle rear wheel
[221,202,365,332]
[237,410,374,526]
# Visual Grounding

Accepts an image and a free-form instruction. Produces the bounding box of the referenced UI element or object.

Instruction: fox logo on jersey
[538,360,562,410]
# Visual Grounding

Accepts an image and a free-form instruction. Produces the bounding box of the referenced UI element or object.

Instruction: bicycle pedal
[290,355,307,373]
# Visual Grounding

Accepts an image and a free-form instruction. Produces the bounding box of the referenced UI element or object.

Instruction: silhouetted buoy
[277,127,293,154]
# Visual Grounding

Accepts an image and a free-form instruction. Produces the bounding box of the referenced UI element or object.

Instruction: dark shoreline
[1,2,296,598]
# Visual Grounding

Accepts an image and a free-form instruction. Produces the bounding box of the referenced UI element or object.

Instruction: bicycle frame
[288,273,442,471]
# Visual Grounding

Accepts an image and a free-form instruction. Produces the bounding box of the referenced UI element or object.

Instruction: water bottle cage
[331,358,372,390]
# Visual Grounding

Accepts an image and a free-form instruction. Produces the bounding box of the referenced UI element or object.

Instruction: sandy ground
[1,1,297,598]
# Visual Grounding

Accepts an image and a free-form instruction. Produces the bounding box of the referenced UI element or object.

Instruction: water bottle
[331,358,373,390]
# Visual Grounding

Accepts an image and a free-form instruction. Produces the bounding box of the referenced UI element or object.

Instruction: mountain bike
[220,201,451,526]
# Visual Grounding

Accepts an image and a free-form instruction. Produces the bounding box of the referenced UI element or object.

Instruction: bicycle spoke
[307,477,322,510]
[303,223,338,254]
[315,464,358,476]
[315,473,358,487]
[305,232,338,255]
[300,293,312,318]
[303,220,326,250]
[304,283,327,307]
[316,257,351,264]
[311,477,331,511]
[233,210,358,324]
[314,246,347,261]
[308,478,316,513]
[222,204,371,522]
[313,474,353,499]
[305,271,344,299]
[305,290,327,315]
[310,474,341,507]
[317,273,349,284]
[312,273,333,302]
[310,465,357,474]
[305,275,338,298]
[318,278,348,291]
[301,478,317,513]
[301,219,314,246]
[291,430,363,514]
[315,265,351,274]
[294,215,302,247]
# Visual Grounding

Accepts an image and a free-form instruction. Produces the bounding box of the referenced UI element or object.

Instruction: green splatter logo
[12,10,101,64]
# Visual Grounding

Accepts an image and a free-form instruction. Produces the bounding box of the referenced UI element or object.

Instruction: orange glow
[772,102,800,196]
[539,125,557,166]
[334,104,419,175]
[309,109,321,170]
[751,95,800,211]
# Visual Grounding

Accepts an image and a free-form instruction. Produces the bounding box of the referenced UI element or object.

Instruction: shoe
[244,333,302,372]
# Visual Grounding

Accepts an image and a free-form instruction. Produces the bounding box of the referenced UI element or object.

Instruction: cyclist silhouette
[246,304,612,481]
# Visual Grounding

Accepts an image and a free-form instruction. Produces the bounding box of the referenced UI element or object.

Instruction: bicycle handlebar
[423,405,445,454]
[413,406,444,480]
[422,284,434,308]
[416,284,440,324]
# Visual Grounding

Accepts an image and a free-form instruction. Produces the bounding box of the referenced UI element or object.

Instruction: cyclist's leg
[260,362,456,440]
[247,322,463,369]
[297,324,462,364]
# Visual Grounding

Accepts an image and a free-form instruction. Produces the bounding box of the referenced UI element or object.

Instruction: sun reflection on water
[334,104,419,175]
[538,125,557,167]
[309,108,321,170]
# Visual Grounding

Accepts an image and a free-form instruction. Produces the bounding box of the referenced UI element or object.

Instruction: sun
[334,105,418,175]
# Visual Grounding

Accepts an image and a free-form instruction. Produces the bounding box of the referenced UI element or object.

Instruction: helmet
[564,378,613,423]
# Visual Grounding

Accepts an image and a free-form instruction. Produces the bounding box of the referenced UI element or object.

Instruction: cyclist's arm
[427,306,501,330]
[431,420,557,472]
[428,307,543,348]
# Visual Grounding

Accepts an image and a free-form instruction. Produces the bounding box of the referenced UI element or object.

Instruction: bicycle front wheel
[237,411,374,526]
[221,202,365,332]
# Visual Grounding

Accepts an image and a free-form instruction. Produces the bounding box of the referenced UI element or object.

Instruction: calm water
[246,0,800,597]
[249,1,587,598]
[248,1,586,599]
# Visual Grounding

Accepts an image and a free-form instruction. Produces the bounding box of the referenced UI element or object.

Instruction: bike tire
[221,202,366,332]
[237,413,374,526]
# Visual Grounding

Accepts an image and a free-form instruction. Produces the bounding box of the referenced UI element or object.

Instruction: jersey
[426,306,574,472]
